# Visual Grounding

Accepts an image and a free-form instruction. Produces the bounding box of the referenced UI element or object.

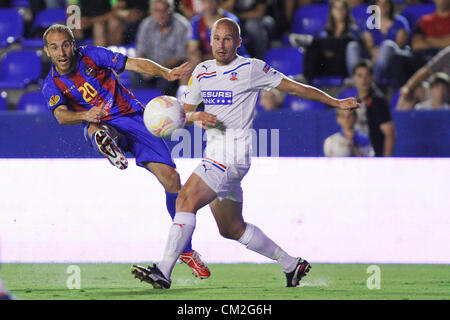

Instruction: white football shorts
[193,157,250,202]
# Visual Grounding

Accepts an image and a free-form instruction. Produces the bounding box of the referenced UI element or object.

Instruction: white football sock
[238,223,298,273]
[158,211,196,280]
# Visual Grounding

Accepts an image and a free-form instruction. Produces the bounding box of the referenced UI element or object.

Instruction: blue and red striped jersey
[42,46,144,121]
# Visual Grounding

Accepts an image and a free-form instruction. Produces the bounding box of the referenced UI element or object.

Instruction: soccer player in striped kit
[41,24,210,279]
[131,18,359,288]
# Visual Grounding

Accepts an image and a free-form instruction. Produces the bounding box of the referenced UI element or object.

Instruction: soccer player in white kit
[131,18,359,288]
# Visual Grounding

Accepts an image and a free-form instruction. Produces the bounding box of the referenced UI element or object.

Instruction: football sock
[165,192,193,253]
[158,211,196,280]
[237,223,298,273]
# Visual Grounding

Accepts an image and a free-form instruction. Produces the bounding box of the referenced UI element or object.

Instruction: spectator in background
[396,46,450,110]
[391,0,450,89]
[258,88,285,111]
[108,0,149,44]
[67,0,116,46]
[414,72,450,110]
[301,0,359,83]
[352,60,396,157]
[178,0,204,19]
[348,0,410,85]
[221,0,275,58]
[188,0,240,66]
[324,109,375,157]
[133,0,190,95]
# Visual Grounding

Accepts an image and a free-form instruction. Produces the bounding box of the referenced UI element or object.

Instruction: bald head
[212,18,241,40]
[210,17,242,65]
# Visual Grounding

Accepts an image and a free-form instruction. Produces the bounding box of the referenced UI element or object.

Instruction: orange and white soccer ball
[143,95,186,138]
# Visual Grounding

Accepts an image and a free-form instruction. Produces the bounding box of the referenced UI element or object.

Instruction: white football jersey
[184,55,285,164]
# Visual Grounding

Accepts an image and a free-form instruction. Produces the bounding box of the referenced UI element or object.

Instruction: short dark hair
[43,24,75,47]
[352,59,373,76]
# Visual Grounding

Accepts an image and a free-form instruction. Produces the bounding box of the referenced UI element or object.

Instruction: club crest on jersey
[263,63,271,73]
[201,90,232,105]
[49,95,60,106]
[229,72,238,81]
[85,67,95,76]
[112,53,120,64]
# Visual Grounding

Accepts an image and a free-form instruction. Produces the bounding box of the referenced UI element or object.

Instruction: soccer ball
[143,95,186,139]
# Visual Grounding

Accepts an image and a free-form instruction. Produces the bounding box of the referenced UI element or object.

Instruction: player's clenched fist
[85,105,108,123]
[187,111,217,129]
[337,97,360,110]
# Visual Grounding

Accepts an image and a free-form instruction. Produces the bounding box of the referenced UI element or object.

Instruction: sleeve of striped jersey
[183,65,203,106]
[249,59,285,91]
[42,79,67,114]
[80,46,128,74]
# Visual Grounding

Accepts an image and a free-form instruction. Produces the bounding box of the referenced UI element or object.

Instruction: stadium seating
[130,88,162,104]
[263,47,303,78]
[0,9,24,48]
[0,50,42,89]
[338,87,358,99]
[312,76,345,87]
[351,4,370,31]
[22,8,67,47]
[282,94,326,111]
[291,4,328,35]
[16,90,47,113]
[401,4,436,30]
[32,8,67,31]
[12,0,30,7]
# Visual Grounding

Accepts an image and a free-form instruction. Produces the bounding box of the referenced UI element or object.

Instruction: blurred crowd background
[0,0,448,157]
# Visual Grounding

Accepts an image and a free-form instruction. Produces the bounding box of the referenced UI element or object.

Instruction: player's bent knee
[165,168,181,192]
[175,192,196,213]
[218,224,245,240]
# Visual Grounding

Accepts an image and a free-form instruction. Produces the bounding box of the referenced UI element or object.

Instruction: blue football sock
[165,192,192,253]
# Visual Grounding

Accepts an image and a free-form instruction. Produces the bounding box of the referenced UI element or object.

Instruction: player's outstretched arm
[276,78,359,110]
[125,57,191,81]
[54,105,107,125]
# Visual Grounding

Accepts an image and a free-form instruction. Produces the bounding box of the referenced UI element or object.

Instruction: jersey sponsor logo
[201,90,232,105]
[49,95,60,106]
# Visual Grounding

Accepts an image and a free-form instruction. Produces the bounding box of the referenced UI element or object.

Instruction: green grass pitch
[1,263,449,300]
